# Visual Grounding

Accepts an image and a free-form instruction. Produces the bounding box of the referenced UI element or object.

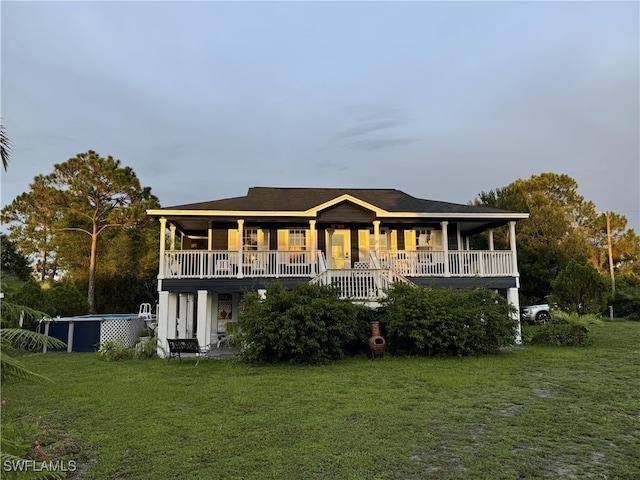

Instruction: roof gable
[317,200,377,223]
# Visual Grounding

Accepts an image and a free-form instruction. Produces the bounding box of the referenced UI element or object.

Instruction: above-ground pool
[39,314,146,352]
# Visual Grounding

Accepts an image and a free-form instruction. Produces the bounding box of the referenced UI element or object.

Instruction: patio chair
[250,259,268,275]
[216,321,238,348]
[215,259,230,276]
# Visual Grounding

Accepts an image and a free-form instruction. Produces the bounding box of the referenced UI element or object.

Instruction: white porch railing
[377,250,515,277]
[162,250,316,279]
[160,249,516,280]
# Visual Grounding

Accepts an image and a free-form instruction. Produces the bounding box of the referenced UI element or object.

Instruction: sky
[1,1,639,232]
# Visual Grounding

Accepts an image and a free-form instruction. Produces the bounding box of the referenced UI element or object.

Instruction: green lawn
[2,322,639,480]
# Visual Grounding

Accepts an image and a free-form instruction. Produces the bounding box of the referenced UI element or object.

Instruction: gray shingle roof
[164,187,512,215]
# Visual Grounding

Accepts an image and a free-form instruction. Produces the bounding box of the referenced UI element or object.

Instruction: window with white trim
[289,229,307,263]
[243,228,259,251]
[416,229,433,250]
[289,230,306,250]
[369,228,388,250]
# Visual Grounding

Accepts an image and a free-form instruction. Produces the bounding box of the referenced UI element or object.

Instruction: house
[146,187,529,355]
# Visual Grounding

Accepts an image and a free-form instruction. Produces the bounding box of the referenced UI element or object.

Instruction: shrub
[7,281,50,326]
[98,341,132,361]
[6,281,89,329]
[611,275,640,320]
[381,283,518,356]
[529,324,590,346]
[134,337,158,359]
[550,260,609,316]
[528,310,594,346]
[44,282,89,317]
[238,282,367,365]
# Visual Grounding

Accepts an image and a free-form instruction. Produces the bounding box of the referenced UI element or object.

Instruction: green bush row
[380,283,518,356]
[237,282,520,364]
[238,282,368,365]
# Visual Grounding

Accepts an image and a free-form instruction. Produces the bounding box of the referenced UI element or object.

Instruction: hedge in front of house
[380,283,518,356]
[238,282,368,365]
[527,311,598,347]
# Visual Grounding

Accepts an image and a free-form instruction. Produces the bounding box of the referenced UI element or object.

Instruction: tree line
[2,149,160,315]
[2,144,639,319]
[472,172,639,309]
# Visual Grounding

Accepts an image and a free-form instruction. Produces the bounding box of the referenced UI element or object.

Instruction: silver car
[521,299,551,324]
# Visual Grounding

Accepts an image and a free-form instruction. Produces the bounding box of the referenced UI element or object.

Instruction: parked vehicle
[521,299,551,324]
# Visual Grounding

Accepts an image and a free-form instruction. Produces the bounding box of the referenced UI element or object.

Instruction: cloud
[343,136,418,151]
[335,120,400,140]
[334,106,419,151]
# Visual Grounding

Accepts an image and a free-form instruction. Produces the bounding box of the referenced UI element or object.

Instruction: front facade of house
[147,187,529,354]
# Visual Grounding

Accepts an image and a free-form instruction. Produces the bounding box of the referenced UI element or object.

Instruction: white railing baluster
[160,249,517,280]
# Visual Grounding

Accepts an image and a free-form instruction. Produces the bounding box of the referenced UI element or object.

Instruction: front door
[329,229,351,269]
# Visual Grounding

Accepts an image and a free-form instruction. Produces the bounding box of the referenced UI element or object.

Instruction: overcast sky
[2,1,638,231]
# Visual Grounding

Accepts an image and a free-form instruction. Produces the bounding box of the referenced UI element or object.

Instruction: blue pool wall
[39,314,144,352]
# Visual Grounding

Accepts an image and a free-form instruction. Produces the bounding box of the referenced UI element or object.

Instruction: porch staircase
[310,252,414,306]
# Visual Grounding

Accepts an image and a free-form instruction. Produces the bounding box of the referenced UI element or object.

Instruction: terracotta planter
[369,321,386,359]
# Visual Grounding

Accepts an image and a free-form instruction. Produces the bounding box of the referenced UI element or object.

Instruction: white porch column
[508,221,519,277]
[309,220,317,276]
[170,225,176,251]
[373,220,381,253]
[441,221,450,277]
[507,287,522,345]
[456,224,463,250]
[488,229,495,251]
[178,294,189,338]
[237,219,244,279]
[159,218,167,278]
[196,290,212,347]
[186,293,195,338]
[157,291,178,357]
[326,229,334,269]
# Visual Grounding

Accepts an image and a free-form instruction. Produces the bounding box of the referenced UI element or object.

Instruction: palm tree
[0,302,66,382]
[1,121,11,171]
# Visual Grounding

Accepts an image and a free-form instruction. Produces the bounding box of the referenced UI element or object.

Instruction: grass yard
[2,322,639,480]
